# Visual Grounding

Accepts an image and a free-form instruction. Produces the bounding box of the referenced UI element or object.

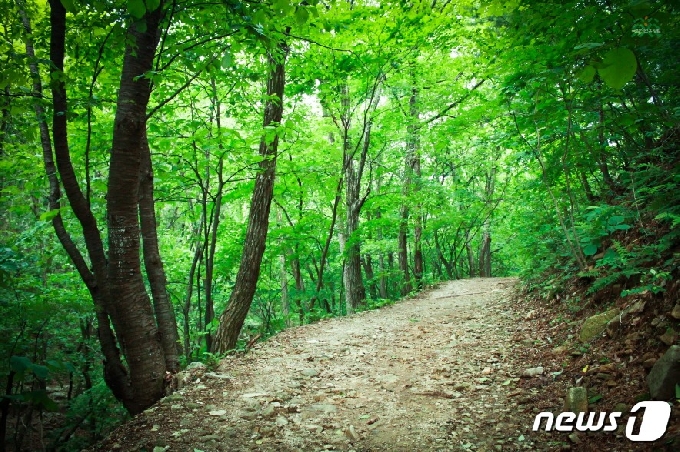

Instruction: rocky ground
[88,277,678,452]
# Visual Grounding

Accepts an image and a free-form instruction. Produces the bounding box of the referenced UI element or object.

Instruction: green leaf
[145,0,160,12]
[588,394,603,403]
[597,48,637,90]
[577,65,596,83]
[295,6,309,25]
[221,52,233,69]
[10,356,32,375]
[583,244,598,256]
[60,0,76,13]
[574,42,604,50]
[128,0,146,19]
[39,208,60,222]
[608,215,624,225]
[31,364,49,380]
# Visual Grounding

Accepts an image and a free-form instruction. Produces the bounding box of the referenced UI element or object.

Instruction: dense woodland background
[0,0,678,450]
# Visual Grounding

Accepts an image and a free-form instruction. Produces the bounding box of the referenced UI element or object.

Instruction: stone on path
[563,387,588,413]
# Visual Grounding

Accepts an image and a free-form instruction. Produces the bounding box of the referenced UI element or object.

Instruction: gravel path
[92,277,552,452]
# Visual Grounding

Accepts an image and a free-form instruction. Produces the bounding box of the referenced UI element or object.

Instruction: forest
[0,0,678,450]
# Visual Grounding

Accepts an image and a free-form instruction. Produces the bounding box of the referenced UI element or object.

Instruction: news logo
[533,401,671,442]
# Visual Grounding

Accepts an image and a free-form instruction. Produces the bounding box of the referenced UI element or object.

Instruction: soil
[87,277,678,452]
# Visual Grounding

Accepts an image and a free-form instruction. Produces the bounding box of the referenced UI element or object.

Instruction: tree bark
[139,130,180,372]
[410,123,423,289]
[106,3,168,414]
[212,38,288,353]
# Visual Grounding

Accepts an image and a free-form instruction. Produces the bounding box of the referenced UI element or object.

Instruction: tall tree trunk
[183,212,204,361]
[204,77,226,351]
[212,38,288,353]
[106,2,168,413]
[277,209,290,326]
[398,208,412,294]
[343,154,365,314]
[139,130,180,372]
[478,226,491,277]
[361,254,377,300]
[407,69,424,290]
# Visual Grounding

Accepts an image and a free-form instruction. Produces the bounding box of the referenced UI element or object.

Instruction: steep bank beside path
[90,278,584,451]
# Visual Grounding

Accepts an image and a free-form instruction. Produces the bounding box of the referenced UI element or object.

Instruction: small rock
[614,403,628,413]
[563,387,588,413]
[153,447,169,452]
[454,382,470,391]
[598,363,616,373]
[581,309,620,342]
[170,404,182,410]
[275,415,289,426]
[659,328,677,346]
[522,367,544,377]
[162,393,183,403]
[151,425,160,432]
[626,300,646,314]
[671,304,680,320]
[301,369,319,377]
[261,404,276,417]
[241,392,269,398]
[201,434,221,441]
[344,425,359,441]
[482,367,492,375]
[186,402,202,409]
[311,403,336,413]
[643,358,657,369]
[625,332,644,343]
[305,424,323,433]
[209,409,227,416]
[205,372,232,380]
[185,362,207,371]
[568,433,581,444]
[606,316,621,337]
[552,345,568,355]
[647,345,680,400]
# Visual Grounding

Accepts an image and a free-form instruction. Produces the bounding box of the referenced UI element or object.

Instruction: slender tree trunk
[398,207,412,294]
[308,174,341,313]
[204,78,226,351]
[183,214,204,361]
[361,255,377,300]
[466,239,475,278]
[277,209,290,326]
[212,38,288,353]
[408,75,424,290]
[139,130,180,372]
[343,155,365,313]
[478,226,491,277]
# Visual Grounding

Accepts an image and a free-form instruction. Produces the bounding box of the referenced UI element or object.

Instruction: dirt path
[93,277,549,452]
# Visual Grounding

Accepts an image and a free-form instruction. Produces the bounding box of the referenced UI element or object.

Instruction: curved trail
[94,277,544,451]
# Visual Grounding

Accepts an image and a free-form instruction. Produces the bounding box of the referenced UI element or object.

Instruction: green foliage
[1,0,678,447]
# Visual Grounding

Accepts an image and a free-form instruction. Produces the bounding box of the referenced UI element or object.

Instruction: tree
[17,0,179,414]
[212,34,289,353]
